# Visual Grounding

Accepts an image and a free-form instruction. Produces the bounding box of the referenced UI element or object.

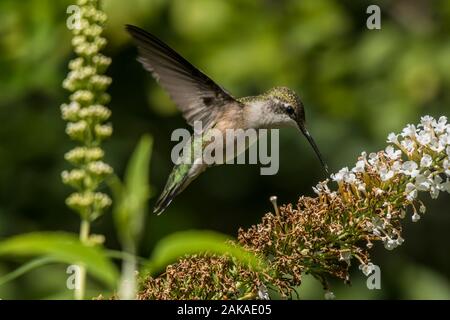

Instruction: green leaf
[0,256,56,287]
[0,232,118,288]
[113,135,153,246]
[145,230,266,275]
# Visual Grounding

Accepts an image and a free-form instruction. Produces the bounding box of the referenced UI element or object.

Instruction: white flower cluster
[314,115,449,276]
[324,291,336,300]
[66,191,112,219]
[391,116,450,200]
[65,147,104,164]
[359,262,376,276]
[329,115,450,204]
[61,0,113,218]
[70,0,108,57]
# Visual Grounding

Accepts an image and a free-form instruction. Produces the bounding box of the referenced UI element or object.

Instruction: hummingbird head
[264,86,305,128]
[262,86,328,173]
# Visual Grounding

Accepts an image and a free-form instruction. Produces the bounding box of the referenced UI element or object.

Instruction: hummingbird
[126,25,328,215]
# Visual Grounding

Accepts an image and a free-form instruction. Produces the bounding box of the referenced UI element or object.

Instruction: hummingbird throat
[170,121,280,175]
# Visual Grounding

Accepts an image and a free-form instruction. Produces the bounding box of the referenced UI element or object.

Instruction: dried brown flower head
[139,115,450,299]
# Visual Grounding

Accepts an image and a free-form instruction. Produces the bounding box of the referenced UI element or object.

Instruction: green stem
[75,219,90,300]
[118,242,137,300]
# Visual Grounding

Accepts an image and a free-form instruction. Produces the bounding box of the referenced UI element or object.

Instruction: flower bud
[92,54,111,72]
[61,102,81,121]
[66,120,88,141]
[69,57,84,70]
[66,192,94,214]
[87,161,113,177]
[61,169,86,189]
[94,124,113,140]
[90,75,112,91]
[70,90,94,105]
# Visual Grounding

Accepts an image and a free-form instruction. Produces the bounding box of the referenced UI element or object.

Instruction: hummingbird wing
[126,25,237,130]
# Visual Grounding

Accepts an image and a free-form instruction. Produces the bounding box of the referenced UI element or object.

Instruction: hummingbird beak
[298,123,329,174]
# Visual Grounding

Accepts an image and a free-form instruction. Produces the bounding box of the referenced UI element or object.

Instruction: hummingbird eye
[286,105,295,116]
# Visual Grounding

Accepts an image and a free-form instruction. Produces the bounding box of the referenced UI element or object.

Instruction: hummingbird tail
[153,167,191,215]
[153,159,206,215]
[153,188,178,215]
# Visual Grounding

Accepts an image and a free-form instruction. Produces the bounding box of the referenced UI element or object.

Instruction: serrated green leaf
[0,232,118,288]
[145,230,266,275]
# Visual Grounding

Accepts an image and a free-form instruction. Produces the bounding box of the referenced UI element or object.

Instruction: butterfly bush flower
[61,0,112,221]
[139,116,450,300]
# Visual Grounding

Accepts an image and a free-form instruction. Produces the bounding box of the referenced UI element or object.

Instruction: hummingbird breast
[213,102,247,131]
[201,103,260,165]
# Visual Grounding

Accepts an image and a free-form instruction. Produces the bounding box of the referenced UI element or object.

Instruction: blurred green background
[0,0,449,299]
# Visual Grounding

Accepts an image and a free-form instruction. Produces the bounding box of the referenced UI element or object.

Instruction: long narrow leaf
[114,134,153,245]
[0,256,56,287]
[146,230,266,275]
[0,232,118,288]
